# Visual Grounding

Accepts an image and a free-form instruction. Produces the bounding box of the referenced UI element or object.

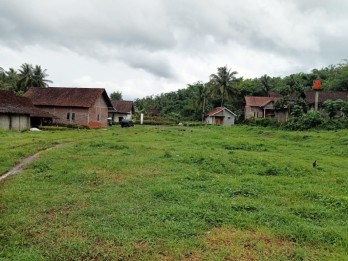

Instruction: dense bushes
[284,111,325,130]
[281,111,348,130]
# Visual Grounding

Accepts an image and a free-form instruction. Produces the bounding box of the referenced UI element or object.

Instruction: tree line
[0,63,52,95]
[135,62,348,122]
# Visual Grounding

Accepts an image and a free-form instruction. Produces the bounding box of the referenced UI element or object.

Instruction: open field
[0,126,347,260]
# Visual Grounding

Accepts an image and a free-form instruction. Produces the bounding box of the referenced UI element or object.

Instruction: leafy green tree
[328,63,348,91]
[291,105,304,118]
[209,66,238,106]
[341,101,348,117]
[110,91,123,100]
[323,99,344,119]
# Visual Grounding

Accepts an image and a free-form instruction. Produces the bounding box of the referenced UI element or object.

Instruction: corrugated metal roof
[24,87,113,108]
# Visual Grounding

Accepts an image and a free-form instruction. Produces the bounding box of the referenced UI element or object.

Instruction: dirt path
[0,143,70,182]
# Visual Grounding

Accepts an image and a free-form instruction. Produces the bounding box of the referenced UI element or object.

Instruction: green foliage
[0,64,52,94]
[284,111,325,130]
[135,62,348,126]
[109,90,122,100]
[209,66,239,106]
[291,104,304,118]
[323,99,345,119]
[255,118,279,127]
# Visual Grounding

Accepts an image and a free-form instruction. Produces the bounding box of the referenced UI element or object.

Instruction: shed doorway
[215,117,223,125]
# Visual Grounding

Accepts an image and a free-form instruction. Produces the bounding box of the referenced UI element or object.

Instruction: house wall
[206,116,214,125]
[245,106,264,119]
[38,106,89,126]
[88,96,109,128]
[223,114,235,125]
[275,111,289,122]
[36,96,109,128]
[0,114,30,131]
[109,113,131,123]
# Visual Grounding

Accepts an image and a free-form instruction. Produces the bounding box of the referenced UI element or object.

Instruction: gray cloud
[1,0,348,98]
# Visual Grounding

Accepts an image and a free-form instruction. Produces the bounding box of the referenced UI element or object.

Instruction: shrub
[255,118,278,127]
[142,119,175,125]
[300,111,325,129]
[284,111,325,130]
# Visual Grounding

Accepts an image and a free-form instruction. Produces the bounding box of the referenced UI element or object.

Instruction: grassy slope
[0,126,347,260]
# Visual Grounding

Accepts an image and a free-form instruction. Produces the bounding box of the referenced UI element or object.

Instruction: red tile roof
[207,106,236,116]
[110,100,135,114]
[245,96,279,107]
[24,87,113,108]
[304,90,348,104]
[0,90,56,118]
[207,107,224,116]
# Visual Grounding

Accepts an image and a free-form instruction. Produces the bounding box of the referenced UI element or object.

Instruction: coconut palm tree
[193,82,208,122]
[18,63,34,90]
[5,68,19,92]
[18,63,52,91]
[259,74,272,96]
[210,66,238,106]
[32,65,52,88]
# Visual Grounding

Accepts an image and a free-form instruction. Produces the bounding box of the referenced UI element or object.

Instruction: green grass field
[0,126,347,260]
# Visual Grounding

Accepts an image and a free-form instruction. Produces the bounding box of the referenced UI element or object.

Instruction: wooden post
[314,91,319,111]
[313,80,321,111]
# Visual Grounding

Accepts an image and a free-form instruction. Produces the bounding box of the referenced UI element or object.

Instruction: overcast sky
[1,0,348,100]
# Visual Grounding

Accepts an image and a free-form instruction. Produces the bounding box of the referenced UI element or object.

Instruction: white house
[109,100,135,124]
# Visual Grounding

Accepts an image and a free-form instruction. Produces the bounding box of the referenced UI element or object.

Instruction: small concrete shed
[206,107,237,126]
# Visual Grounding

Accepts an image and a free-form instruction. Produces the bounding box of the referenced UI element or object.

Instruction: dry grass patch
[95,168,126,183]
[203,227,318,260]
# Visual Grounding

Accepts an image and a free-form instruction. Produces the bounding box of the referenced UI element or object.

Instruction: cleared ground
[0,126,347,260]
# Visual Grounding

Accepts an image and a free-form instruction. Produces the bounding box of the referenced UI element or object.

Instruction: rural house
[108,100,135,124]
[244,96,281,120]
[24,87,113,128]
[304,90,348,110]
[0,90,56,131]
[206,107,236,126]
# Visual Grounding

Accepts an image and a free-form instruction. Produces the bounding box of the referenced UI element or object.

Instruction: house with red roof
[205,107,236,126]
[0,90,56,130]
[108,100,135,124]
[24,87,113,128]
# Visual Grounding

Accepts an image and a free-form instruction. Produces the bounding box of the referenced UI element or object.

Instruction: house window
[97,114,100,121]
[67,113,70,120]
[228,117,231,119]
[72,113,75,120]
